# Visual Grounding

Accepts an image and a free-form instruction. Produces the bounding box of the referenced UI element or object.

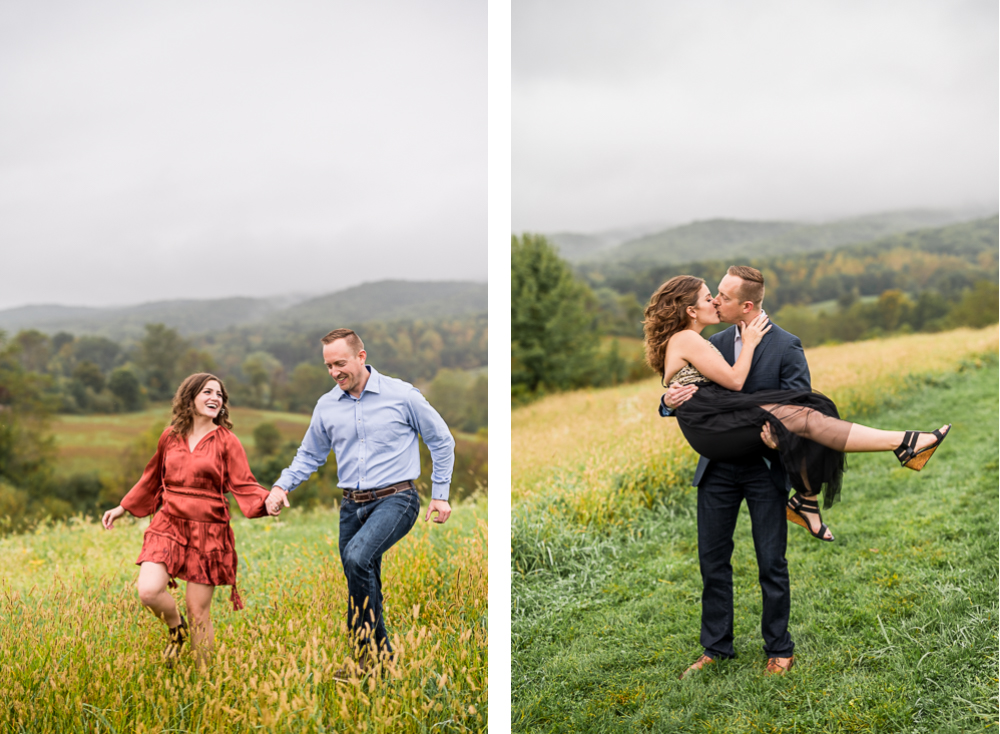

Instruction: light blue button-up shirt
[274,366,455,501]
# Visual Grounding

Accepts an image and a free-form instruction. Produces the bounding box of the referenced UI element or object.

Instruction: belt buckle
[352,489,375,503]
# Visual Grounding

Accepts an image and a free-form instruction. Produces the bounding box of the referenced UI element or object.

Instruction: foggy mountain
[0,280,487,341]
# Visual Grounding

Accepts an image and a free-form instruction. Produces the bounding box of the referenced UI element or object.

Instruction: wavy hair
[169,373,233,438]
[643,275,705,375]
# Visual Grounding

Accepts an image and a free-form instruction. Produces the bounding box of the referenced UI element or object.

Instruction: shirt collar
[336,365,381,400]
[734,310,767,342]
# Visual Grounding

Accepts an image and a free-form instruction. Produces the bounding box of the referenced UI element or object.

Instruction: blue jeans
[697,460,794,660]
[339,488,420,654]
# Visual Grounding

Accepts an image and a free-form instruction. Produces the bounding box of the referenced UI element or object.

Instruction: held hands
[102,505,126,530]
[424,499,451,524]
[737,313,771,349]
[266,487,290,516]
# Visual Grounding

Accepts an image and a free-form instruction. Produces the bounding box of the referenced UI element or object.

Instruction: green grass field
[512,328,998,733]
[0,498,487,732]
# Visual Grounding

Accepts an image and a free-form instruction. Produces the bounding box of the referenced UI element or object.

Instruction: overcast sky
[0,1,485,310]
[513,0,998,234]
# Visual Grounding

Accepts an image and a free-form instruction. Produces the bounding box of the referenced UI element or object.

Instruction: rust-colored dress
[121,426,270,610]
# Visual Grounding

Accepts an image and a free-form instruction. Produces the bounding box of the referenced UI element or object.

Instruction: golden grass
[805,327,998,405]
[0,501,487,733]
[512,326,998,506]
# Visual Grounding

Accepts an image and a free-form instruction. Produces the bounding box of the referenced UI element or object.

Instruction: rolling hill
[574,207,995,275]
[0,280,487,340]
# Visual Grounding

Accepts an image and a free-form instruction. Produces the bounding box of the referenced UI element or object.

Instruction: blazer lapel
[749,328,773,374]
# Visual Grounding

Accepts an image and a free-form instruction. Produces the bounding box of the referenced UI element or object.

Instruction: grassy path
[512,364,998,733]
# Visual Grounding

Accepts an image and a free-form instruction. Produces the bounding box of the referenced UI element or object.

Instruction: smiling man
[266,328,454,672]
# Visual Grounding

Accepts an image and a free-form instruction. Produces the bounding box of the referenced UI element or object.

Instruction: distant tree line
[0,315,487,430]
[587,216,998,315]
[511,234,646,403]
[512,223,999,401]
[0,313,488,533]
[772,281,998,347]
[0,314,487,533]
[0,333,65,530]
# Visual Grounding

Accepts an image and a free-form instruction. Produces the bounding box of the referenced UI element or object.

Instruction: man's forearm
[426,434,455,501]
[408,390,455,500]
[659,394,676,418]
[275,443,330,492]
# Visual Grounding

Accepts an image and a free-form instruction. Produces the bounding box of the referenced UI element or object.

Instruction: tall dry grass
[0,500,487,733]
[512,326,997,526]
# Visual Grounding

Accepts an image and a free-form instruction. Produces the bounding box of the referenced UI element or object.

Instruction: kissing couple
[645,265,950,677]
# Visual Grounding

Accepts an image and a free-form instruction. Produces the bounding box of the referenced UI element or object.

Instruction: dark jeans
[697,460,794,660]
[339,488,420,654]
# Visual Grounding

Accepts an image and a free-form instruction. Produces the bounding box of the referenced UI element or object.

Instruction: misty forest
[0,280,487,533]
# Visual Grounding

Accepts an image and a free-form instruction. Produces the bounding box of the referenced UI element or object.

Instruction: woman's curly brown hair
[643,275,706,376]
[170,373,233,438]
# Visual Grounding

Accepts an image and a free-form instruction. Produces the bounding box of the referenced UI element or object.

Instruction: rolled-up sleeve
[406,388,455,501]
[275,404,333,493]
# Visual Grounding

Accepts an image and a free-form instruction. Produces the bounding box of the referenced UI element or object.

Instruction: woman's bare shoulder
[667,330,708,349]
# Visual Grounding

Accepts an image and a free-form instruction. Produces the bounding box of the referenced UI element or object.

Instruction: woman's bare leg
[761,404,948,455]
[136,562,181,627]
[760,409,949,541]
[844,424,949,453]
[185,582,215,667]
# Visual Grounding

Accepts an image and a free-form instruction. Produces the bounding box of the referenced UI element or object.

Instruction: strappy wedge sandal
[163,614,188,668]
[786,494,834,542]
[895,425,951,471]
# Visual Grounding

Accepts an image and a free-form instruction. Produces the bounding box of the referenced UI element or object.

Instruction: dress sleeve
[222,431,270,519]
[120,428,172,518]
[274,400,332,492]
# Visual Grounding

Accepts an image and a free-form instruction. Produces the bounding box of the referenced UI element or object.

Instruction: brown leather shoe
[679,654,715,680]
[764,655,795,675]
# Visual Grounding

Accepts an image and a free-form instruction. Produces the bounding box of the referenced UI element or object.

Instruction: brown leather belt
[342,481,415,504]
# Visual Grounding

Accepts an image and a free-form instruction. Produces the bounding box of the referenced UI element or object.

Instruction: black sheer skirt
[675,383,851,507]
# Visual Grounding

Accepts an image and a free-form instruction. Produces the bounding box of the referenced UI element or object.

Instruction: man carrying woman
[655,266,948,678]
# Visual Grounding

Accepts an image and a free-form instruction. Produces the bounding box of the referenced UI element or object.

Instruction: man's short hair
[727,265,765,307]
[320,328,364,353]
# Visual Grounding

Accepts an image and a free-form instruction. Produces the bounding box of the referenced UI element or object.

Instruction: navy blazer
[689,322,811,489]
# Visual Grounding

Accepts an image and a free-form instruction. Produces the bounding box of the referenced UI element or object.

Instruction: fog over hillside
[0,280,487,340]
[513,0,998,232]
[0,1,486,311]
[544,207,996,266]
